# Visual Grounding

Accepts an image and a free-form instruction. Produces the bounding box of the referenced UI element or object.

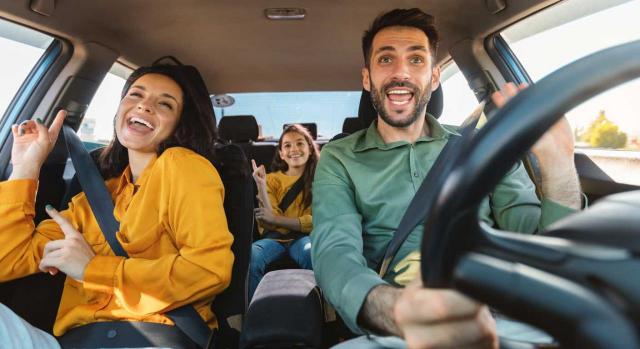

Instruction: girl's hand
[10,110,67,180]
[251,159,267,187]
[39,205,95,282]
[254,207,277,225]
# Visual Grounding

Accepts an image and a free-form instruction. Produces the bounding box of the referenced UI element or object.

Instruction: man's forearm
[531,117,581,210]
[358,284,402,336]
[539,160,581,209]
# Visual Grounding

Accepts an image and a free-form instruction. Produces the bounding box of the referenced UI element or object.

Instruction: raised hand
[490,82,574,158]
[10,110,67,180]
[39,205,95,282]
[251,159,267,187]
[252,159,274,211]
[491,83,580,209]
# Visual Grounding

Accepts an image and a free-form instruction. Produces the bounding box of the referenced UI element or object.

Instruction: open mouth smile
[127,116,156,131]
[386,88,414,106]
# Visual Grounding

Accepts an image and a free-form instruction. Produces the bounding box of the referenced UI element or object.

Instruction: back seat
[218,115,276,170]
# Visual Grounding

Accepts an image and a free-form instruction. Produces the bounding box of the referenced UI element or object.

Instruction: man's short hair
[362,8,439,68]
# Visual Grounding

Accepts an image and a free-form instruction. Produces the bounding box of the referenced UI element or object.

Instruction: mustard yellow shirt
[259,171,313,238]
[0,147,234,336]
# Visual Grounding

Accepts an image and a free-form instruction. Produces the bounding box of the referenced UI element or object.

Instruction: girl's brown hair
[270,124,320,209]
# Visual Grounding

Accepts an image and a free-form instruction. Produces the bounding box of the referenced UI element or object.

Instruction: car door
[0,15,120,333]
[487,0,640,202]
[0,17,70,333]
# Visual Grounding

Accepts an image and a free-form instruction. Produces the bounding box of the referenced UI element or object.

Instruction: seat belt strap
[62,125,211,348]
[278,176,305,213]
[62,126,125,256]
[378,107,483,277]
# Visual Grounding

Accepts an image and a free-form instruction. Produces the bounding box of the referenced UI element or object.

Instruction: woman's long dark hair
[98,64,218,178]
[270,124,320,209]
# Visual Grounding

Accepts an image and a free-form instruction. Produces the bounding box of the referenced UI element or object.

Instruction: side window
[501,0,640,185]
[0,19,53,127]
[80,63,131,147]
[438,62,481,126]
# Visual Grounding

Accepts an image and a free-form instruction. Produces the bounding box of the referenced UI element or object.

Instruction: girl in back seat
[249,124,320,300]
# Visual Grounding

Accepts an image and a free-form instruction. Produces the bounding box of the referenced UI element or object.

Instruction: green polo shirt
[311,114,576,334]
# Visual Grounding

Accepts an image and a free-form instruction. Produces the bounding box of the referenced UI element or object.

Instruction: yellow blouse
[0,147,234,336]
[259,171,313,238]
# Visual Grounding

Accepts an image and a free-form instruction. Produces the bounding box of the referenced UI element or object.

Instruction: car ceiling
[0,0,559,93]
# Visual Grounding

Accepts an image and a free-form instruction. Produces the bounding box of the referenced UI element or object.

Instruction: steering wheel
[420,39,640,349]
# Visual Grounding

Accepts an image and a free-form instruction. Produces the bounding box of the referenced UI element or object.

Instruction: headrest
[329,132,351,142]
[342,117,363,134]
[357,84,444,131]
[218,115,259,142]
[284,123,318,140]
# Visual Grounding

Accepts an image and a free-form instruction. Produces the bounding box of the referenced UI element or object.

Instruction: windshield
[212,91,360,141]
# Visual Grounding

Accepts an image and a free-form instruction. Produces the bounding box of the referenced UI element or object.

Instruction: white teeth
[387,90,412,95]
[130,117,154,130]
[390,100,410,105]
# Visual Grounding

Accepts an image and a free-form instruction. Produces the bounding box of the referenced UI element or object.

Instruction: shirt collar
[113,153,158,194]
[353,113,457,152]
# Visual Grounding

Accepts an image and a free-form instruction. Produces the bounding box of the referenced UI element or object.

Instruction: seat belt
[378,105,483,277]
[278,176,305,213]
[62,125,212,348]
[261,176,305,241]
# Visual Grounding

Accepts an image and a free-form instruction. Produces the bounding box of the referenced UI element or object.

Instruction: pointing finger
[251,159,258,171]
[48,110,67,143]
[45,204,79,238]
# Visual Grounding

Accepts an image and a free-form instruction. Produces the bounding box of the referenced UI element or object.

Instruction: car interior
[0,0,638,348]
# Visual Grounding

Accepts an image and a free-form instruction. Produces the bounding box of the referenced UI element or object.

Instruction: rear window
[212,91,360,141]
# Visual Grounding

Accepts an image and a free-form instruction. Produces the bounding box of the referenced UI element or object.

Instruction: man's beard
[370,79,431,128]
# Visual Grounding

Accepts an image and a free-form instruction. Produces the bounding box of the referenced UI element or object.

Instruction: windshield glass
[212,91,360,141]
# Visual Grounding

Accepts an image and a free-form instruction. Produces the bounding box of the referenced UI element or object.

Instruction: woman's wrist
[9,164,41,180]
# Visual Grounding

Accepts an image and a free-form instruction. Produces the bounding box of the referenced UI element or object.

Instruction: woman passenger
[0,64,233,348]
[249,124,320,300]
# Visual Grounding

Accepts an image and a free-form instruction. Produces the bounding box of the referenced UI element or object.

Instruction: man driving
[311,8,581,349]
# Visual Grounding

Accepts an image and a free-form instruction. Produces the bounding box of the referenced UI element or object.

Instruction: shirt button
[107,329,117,339]
[413,172,419,177]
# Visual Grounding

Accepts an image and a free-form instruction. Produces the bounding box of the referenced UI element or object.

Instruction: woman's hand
[10,110,67,180]
[39,205,95,282]
[254,207,277,225]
